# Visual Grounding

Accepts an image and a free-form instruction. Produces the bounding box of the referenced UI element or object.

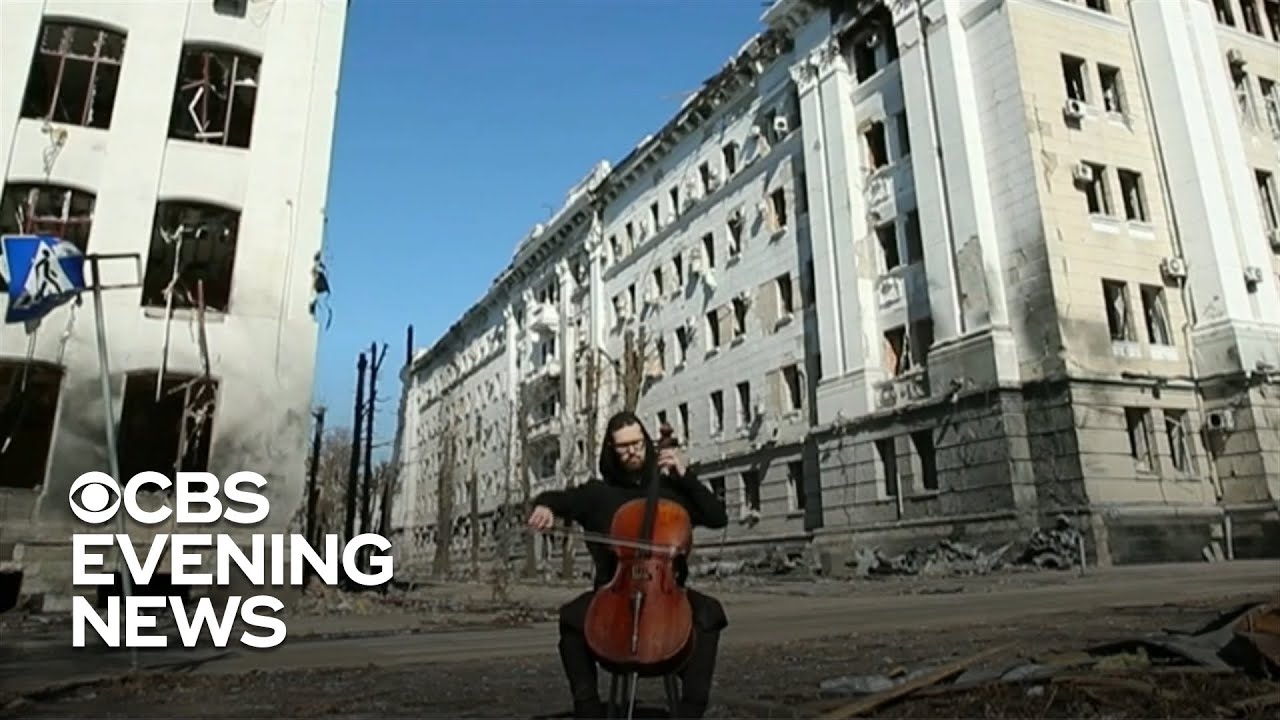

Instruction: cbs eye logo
[68,471,124,524]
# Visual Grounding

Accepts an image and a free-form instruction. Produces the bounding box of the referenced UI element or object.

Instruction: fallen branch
[818,643,1016,719]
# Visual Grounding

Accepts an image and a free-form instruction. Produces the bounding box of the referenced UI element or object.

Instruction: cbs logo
[68,471,271,526]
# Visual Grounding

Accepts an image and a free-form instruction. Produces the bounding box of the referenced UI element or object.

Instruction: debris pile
[1015,514,1086,569]
[691,545,809,579]
[812,594,1280,718]
[849,540,1012,578]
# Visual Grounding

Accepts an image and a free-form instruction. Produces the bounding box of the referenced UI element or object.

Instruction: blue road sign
[1,234,87,325]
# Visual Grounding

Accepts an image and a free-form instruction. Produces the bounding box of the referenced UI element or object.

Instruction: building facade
[0,0,347,608]
[392,0,1280,577]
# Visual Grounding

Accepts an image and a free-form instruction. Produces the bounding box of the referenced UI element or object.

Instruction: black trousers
[557,587,728,712]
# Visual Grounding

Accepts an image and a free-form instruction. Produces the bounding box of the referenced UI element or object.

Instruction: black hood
[597,410,657,487]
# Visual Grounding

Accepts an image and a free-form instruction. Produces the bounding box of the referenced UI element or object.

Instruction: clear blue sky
[313,0,771,456]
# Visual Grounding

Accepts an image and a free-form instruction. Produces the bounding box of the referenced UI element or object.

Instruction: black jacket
[532,427,727,588]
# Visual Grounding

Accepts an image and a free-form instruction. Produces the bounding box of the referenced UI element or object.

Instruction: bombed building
[392,0,1280,576]
[0,0,347,608]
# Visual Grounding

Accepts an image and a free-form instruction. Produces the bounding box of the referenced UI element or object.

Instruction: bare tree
[621,326,648,413]
[467,414,483,579]
[489,394,518,602]
[291,426,356,541]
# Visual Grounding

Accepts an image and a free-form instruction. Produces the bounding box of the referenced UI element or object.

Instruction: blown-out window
[0,183,96,292]
[142,200,240,312]
[21,21,126,129]
[168,45,260,148]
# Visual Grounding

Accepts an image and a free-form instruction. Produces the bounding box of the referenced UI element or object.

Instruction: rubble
[811,593,1280,718]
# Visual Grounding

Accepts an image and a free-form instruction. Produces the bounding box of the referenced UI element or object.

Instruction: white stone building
[394,0,1280,576]
[0,0,347,607]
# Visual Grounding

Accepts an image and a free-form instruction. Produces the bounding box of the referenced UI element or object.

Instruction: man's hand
[527,505,555,530]
[657,447,685,477]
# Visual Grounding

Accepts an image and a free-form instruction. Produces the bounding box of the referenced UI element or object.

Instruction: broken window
[1165,410,1194,474]
[727,211,744,255]
[0,361,63,489]
[625,221,635,249]
[732,297,747,338]
[649,201,660,230]
[908,430,936,492]
[118,371,218,481]
[1232,67,1254,123]
[142,200,240,312]
[676,326,690,363]
[0,183,95,292]
[656,409,668,429]
[627,283,636,314]
[21,22,126,130]
[776,274,795,314]
[736,381,751,426]
[702,232,716,268]
[741,470,761,512]
[1103,279,1134,342]
[768,188,788,231]
[787,461,806,511]
[876,222,899,271]
[1267,1,1280,40]
[677,402,689,439]
[1084,0,1109,11]
[669,186,680,219]
[722,142,738,175]
[169,45,260,148]
[1261,78,1280,134]
[884,326,907,375]
[1258,170,1278,230]
[782,364,803,411]
[672,254,684,290]
[863,121,888,170]
[709,390,724,434]
[1099,64,1125,114]
[650,267,663,298]
[1081,162,1111,215]
[1061,54,1087,103]
[1124,407,1154,471]
[1140,284,1173,346]
[1242,0,1265,34]
[699,162,715,195]
[877,438,898,497]
[1214,0,1236,25]
[844,20,897,82]
[706,310,721,348]
[1118,169,1148,222]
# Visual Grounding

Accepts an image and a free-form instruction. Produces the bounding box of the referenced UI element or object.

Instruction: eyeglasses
[613,439,644,452]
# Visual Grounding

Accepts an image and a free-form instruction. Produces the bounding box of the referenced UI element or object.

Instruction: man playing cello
[527,410,729,718]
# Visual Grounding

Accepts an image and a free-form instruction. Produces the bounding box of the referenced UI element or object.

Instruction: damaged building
[391,0,1280,577]
[0,0,347,609]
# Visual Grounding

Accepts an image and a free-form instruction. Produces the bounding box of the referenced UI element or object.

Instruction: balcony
[873,367,930,410]
[875,263,929,326]
[528,302,560,335]
[525,358,561,384]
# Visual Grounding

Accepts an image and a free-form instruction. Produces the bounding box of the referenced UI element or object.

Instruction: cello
[582,422,696,681]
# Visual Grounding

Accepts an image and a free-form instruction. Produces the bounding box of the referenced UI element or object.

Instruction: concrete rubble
[813,594,1280,717]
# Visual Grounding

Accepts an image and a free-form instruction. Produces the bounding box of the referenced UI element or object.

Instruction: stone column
[794,41,883,425]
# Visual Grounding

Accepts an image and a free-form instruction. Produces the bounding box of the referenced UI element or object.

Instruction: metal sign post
[2,236,142,670]
[85,252,144,671]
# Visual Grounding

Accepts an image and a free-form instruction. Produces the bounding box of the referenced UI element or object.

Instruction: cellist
[527,410,729,719]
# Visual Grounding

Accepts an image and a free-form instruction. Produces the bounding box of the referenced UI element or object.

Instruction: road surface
[196,560,1277,674]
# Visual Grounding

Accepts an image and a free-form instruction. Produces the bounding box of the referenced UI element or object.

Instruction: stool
[605,670,680,719]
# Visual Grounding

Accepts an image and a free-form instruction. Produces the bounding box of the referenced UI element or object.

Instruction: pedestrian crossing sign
[1,234,87,325]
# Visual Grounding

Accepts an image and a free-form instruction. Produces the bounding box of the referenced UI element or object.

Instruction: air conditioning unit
[1160,256,1188,279]
[1227,48,1246,67]
[1072,162,1094,184]
[1243,265,1264,284]
[1204,408,1235,433]
[1063,98,1086,120]
[772,115,790,138]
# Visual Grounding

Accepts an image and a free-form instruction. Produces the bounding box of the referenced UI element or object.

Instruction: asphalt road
[199,560,1278,675]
